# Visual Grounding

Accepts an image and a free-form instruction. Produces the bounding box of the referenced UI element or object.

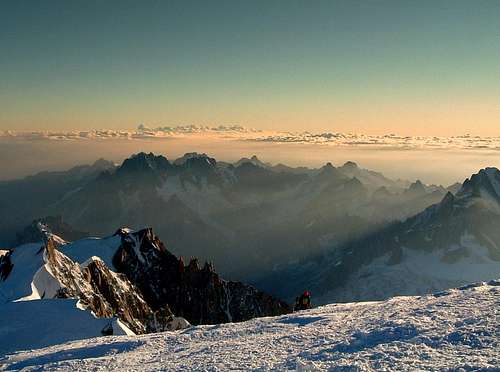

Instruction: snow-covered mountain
[0,232,189,339]
[0,226,289,347]
[1,279,498,370]
[261,168,500,303]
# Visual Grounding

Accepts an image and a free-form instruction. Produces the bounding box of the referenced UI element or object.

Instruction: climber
[294,290,312,311]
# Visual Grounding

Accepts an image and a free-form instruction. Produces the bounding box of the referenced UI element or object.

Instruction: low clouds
[250,132,500,151]
[2,125,500,151]
[0,125,261,141]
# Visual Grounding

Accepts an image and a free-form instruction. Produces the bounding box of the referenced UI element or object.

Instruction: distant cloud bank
[2,125,500,151]
[0,125,261,141]
[251,132,500,151]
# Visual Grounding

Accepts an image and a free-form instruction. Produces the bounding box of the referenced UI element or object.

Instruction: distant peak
[119,152,171,173]
[91,158,115,170]
[409,180,425,189]
[318,162,337,175]
[234,155,269,169]
[441,191,456,205]
[342,161,358,169]
[174,153,217,170]
[446,182,462,194]
[316,162,344,181]
[481,167,500,178]
[457,167,500,200]
[173,152,212,166]
[404,180,427,197]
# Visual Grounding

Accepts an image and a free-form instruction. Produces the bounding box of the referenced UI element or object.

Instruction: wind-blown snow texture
[1,280,498,371]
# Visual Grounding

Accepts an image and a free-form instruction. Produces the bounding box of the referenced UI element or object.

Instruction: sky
[2,0,500,136]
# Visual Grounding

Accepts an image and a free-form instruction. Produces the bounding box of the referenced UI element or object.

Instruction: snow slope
[0,243,55,302]
[60,235,122,269]
[0,299,132,356]
[2,280,498,371]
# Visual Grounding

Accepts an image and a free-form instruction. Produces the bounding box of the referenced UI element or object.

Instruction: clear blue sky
[2,0,500,135]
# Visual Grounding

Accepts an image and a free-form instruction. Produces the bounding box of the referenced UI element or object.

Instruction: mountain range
[0,152,499,360]
[257,168,500,303]
[1,153,498,303]
[0,152,449,281]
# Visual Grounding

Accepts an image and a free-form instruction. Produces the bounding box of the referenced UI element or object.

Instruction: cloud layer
[2,125,500,151]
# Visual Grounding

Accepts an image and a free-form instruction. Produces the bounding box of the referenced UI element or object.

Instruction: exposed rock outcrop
[0,237,189,334]
[112,228,291,325]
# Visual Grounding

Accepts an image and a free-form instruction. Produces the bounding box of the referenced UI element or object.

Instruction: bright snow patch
[60,235,122,269]
[0,243,51,302]
[1,280,498,371]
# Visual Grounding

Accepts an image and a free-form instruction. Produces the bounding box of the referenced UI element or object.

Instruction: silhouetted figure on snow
[294,290,312,311]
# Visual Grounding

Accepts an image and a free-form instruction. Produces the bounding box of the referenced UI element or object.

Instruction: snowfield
[0,299,132,356]
[1,280,498,371]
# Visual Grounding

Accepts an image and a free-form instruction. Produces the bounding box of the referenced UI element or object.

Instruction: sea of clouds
[2,125,499,151]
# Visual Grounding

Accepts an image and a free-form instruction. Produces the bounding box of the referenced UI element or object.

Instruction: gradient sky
[2,0,500,135]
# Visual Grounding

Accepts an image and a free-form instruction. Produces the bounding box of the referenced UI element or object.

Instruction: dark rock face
[112,228,291,325]
[459,168,500,203]
[0,250,13,281]
[44,238,179,334]
[118,152,172,174]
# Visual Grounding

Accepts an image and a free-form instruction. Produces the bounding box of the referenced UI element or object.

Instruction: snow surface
[0,243,49,302]
[1,280,498,371]
[0,299,131,356]
[60,235,122,269]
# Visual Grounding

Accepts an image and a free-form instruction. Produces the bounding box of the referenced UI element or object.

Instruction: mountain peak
[91,158,115,170]
[234,155,269,169]
[439,191,456,210]
[119,152,171,173]
[406,180,426,195]
[173,152,212,166]
[315,162,346,183]
[323,162,334,169]
[317,162,336,176]
[341,161,358,170]
[457,167,500,201]
[176,153,217,172]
